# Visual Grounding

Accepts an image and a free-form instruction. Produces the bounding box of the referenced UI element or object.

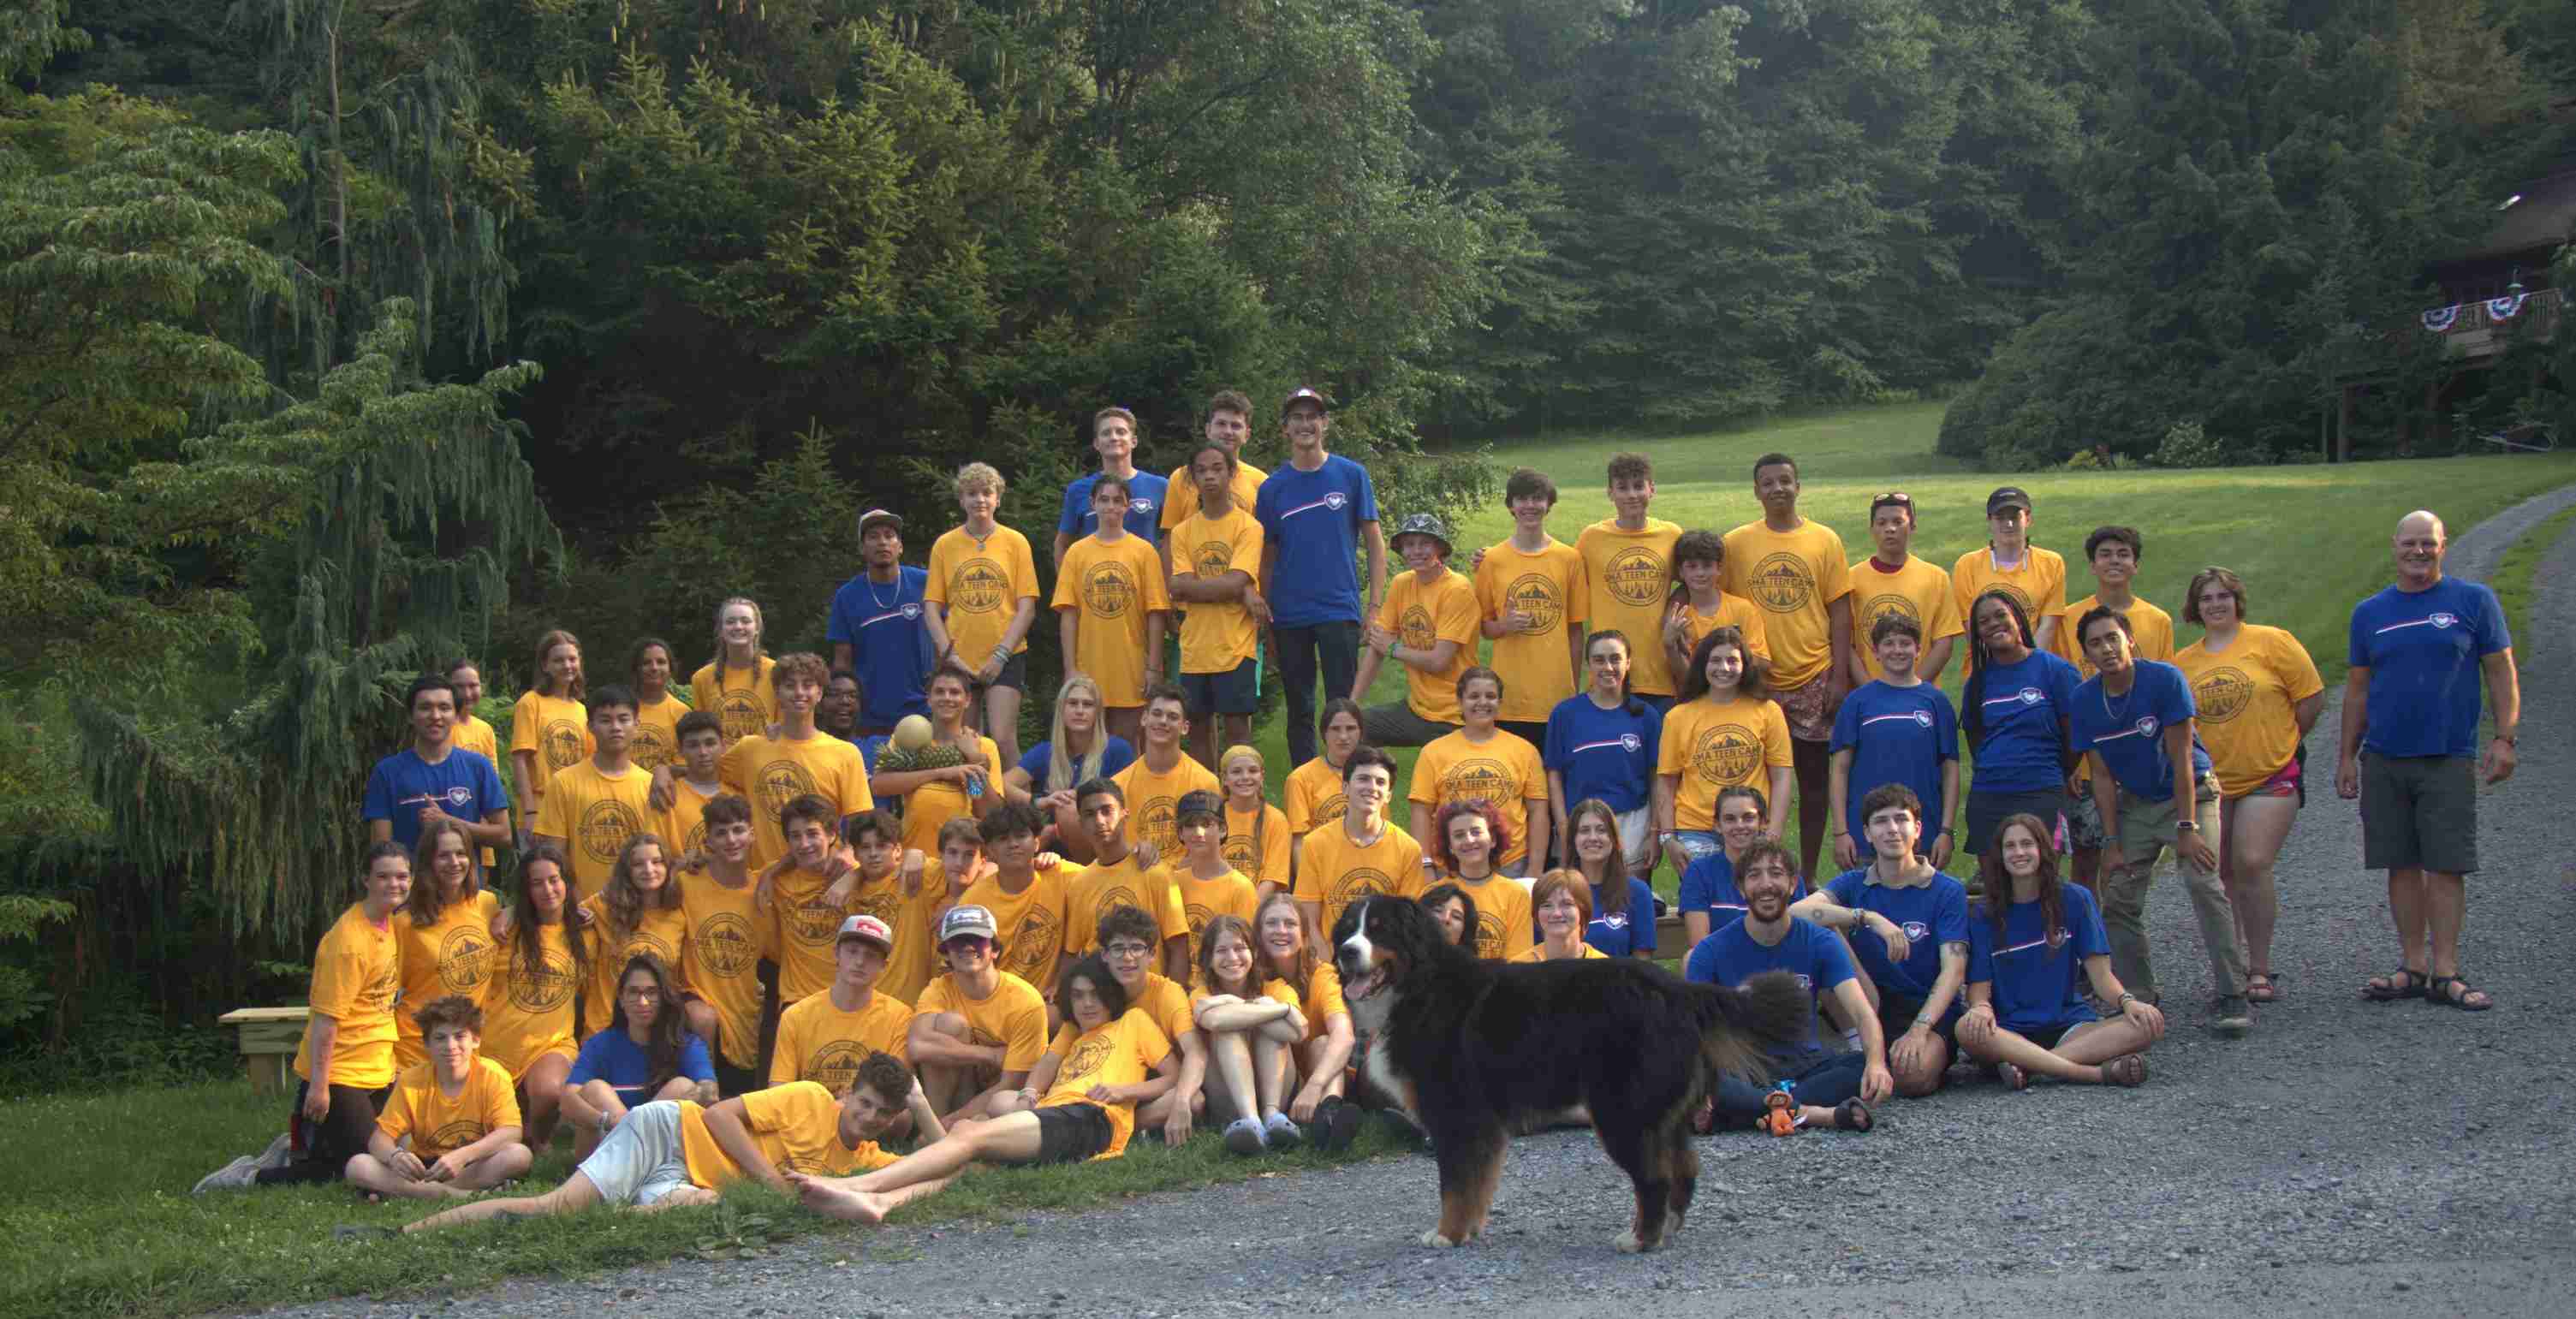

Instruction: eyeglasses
[619,985,660,1000]
[1103,942,1155,960]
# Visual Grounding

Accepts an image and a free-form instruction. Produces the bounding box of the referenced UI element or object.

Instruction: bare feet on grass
[787,1172,888,1225]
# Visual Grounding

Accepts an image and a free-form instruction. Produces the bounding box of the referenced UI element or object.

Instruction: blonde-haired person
[1252,889,1362,1151]
[691,597,776,746]
[1514,871,1609,961]
[1004,672,1137,864]
[509,629,592,848]
[575,832,692,1037]
[925,460,1042,769]
[1217,745,1290,895]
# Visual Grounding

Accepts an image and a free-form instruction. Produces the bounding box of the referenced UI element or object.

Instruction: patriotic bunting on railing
[2488,293,2525,321]
[2421,304,2460,333]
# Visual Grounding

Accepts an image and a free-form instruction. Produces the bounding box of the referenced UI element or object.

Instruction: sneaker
[193,1156,260,1194]
[254,1132,294,1171]
[1222,1116,1268,1156]
[1318,1096,1364,1153]
[1263,1110,1303,1152]
[2213,995,2254,1036]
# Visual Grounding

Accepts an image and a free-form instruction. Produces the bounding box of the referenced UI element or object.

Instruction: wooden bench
[217,1007,310,1096]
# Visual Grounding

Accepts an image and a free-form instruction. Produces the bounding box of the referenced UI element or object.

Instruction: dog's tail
[1689,971,1812,1084]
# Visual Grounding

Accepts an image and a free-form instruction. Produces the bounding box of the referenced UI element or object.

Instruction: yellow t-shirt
[508,691,593,804]
[2174,624,2324,797]
[689,657,779,746]
[957,864,1074,989]
[1657,694,1794,831]
[1282,758,1348,837]
[1952,547,2069,636]
[1112,753,1221,862]
[916,971,1050,1072]
[926,523,1042,660]
[718,732,874,870]
[1052,533,1172,707]
[677,1081,898,1187]
[1291,821,1425,941]
[1407,728,1546,869]
[657,780,718,861]
[1473,538,1589,723]
[1294,961,1347,1041]
[1173,867,1261,965]
[292,903,402,1090]
[1038,1009,1173,1160]
[1170,506,1266,674]
[1160,462,1267,530]
[1575,518,1685,697]
[675,872,769,1070]
[1063,853,1190,956]
[632,692,693,773]
[2052,594,2176,679]
[1127,971,1199,1044]
[392,891,501,1073]
[769,864,860,1007]
[1449,875,1535,961]
[374,1057,521,1161]
[1671,593,1770,663]
[897,734,1002,859]
[1719,520,1853,690]
[771,989,915,1091]
[1376,567,1481,724]
[1850,555,1967,681]
[576,894,692,1037]
[532,759,657,901]
[1510,942,1607,962]
[480,921,585,1081]
[453,716,505,867]
[842,868,949,1007]
[1222,802,1291,887]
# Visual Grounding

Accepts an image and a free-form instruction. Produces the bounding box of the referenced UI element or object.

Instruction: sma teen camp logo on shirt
[1192,540,1237,581]
[507,945,576,1012]
[1061,1034,1118,1086]
[1687,723,1764,786]
[808,1040,868,1096]
[1399,604,1439,652]
[541,717,587,771]
[784,893,845,953]
[437,926,494,993]
[696,911,759,977]
[1082,561,1140,620]
[952,559,1011,615]
[1749,553,1817,613]
[1328,866,1399,911]
[1505,574,1564,633]
[1004,906,1062,983]
[754,759,824,819]
[430,1120,487,1154]
[1603,547,1667,607]
[577,798,645,867]
[2193,667,2253,722]
[1441,758,1518,807]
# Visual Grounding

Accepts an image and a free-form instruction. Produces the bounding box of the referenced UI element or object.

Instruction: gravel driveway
[264,490,2576,1319]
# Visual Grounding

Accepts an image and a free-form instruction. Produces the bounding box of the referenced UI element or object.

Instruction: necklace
[2099,671,2138,726]
[866,571,901,611]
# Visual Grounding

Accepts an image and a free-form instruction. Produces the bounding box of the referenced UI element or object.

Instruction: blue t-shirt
[1676,852,1807,936]
[1682,917,1854,1069]
[1822,868,1970,1006]
[2069,660,2213,801]
[1584,880,1659,956]
[1014,736,1139,794]
[1253,455,1379,627]
[2348,578,2510,759]
[825,566,936,728]
[1828,680,1959,844]
[567,1026,715,1108]
[1543,694,1663,815]
[1968,883,2110,1033]
[1057,471,1170,544]
[361,747,510,855]
[1965,649,2083,793]
[850,733,889,777]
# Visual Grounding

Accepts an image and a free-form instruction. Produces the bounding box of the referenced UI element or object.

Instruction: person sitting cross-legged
[907,904,1051,1123]
[1791,784,1969,1098]
[791,954,1178,1224]
[387,1053,937,1234]
[343,995,534,1201]
[1954,813,2164,1090]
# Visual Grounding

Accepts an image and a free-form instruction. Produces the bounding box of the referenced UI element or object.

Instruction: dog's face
[1333,896,1444,1013]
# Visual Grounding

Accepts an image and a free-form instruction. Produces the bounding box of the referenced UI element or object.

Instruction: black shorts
[1182,657,1259,716]
[714,1059,764,1099]
[1877,995,1957,1049]
[2022,1019,2093,1050]
[1032,1102,1114,1164]
[988,651,1029,694]
[2360,753,2478,874]
[1963,787,2067,856]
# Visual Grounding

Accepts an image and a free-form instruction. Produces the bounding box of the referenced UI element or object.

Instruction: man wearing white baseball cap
[771,915,919,1100]
[906,904,1050,1122]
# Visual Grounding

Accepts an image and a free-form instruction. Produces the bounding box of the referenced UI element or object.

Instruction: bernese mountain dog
[1332,894,1807,1253]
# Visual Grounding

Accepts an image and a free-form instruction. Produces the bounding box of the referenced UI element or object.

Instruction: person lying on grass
[384,1051,937,1234]
[788,953,1175,1225]
[345,994,534,1201]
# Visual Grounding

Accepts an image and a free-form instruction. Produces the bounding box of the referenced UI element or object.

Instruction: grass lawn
[0,1078,1401,1319]
[1249,401,2576,882]
[2484,500,2576,663]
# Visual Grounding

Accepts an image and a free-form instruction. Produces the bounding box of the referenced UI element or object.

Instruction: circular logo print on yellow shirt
[437,925,493,993]
[1475,911,1508,960]
[786,894,844,950]
[1859,591,1923,637]
[1603,547,1667,607]
[697,911,759,977]
[1749,553,1816,614]
[1094,886,1147,930]
[1328,866,1397,912]
[954,558,1010,615]
[1192,540,1236,581]
[1506,573,1563,633]
[1062,1034,1116,1085]
[1083,560,1139,620]
[1400,604,1437,652]
[621,929,679,971]
[577,798,644,866]
[1442,758,1517,806]
[717,692,765,742]
[507,945,575,1012]
[1223,833,1258,875]
[429,1120,486,1154]
[1688,723,1763,787]
[2194,666,2254,722]
[1309,793,1348,831]
[756,758,823,818]
[541,718,586,771]
[1979,581,2036,621]
[810,1039,866,1095]
[632,722,675,771]
[1006,905,1062,982]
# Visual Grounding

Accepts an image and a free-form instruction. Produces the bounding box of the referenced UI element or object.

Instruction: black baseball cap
[1984,487,2032,516]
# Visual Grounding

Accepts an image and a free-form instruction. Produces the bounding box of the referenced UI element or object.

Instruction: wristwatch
[2174,821,2199,832]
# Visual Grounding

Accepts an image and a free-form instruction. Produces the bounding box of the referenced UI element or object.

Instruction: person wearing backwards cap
[1256,387,1386,768]
[829,508,936,736]
[905,904,1052,1122]
[771,915,919,1108]
[1350,513,1480,748]
[1952,486,2068,657]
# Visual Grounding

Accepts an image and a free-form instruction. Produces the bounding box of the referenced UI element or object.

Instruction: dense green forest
[3,0,2573,1078]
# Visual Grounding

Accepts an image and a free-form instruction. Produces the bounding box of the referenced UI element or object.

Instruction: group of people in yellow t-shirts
[194,413,2329,1232]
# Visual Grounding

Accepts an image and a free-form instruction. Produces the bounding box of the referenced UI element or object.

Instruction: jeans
[1713,1050,1867,1119]
[1274,620,1360,765]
